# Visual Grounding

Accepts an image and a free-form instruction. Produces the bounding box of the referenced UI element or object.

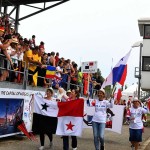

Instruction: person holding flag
[62,89,80,150]
[87,89,114,150]
[33,88,58,150]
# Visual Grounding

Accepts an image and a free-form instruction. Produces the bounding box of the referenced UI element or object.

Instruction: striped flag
[45,66,61,80]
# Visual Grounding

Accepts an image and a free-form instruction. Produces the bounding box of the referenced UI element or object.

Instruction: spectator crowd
[0,14,103,95]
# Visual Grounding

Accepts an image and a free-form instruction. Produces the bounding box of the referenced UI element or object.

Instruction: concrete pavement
[0,125,150,150]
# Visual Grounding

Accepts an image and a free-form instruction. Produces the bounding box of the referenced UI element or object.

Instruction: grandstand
[0,0,103,97]
[0,0,72,92]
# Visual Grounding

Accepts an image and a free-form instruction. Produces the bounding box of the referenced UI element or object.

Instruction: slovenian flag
[101,50,131,88]
[45,66,61,80]
[32,95,84,137]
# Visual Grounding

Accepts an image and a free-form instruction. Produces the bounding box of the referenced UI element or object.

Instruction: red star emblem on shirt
[66,121,75,131]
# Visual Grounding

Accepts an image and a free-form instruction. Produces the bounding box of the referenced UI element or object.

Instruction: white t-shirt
[92,99,114,123]
[129,106,147,129]
[56,66,63,78]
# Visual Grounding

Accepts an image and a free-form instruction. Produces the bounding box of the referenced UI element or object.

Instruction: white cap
[99,89,105,95]
[133,97,139,102]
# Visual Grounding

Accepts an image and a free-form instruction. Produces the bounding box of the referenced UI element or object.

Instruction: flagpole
[111,83,116,95]
[111,57,114,94]
[87,73,90,96]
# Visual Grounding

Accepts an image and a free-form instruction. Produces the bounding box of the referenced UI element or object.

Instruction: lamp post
[132,41,143,99]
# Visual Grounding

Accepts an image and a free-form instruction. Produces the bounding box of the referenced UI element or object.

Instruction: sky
[6,0,150,87]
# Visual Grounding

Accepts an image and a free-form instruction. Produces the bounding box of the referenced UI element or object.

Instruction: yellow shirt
[23,50,41,71]
[31,54,41,71]
[22,49,32,69]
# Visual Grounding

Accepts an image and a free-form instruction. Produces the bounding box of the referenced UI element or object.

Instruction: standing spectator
[87,89,114,150]
[77,67,83,88]
[70,63,78,90]
[129,97,147,150]
[56,60,63,78]
[42,53,48,64]
[32,35,36,47]
[49,51,55,66]
[55,52,59,66]
[22,41,42,85]
[39,41,45,49]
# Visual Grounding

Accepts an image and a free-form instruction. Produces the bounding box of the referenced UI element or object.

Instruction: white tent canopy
[121,83,138,101]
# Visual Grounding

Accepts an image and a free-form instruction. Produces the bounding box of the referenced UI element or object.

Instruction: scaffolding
[0,0,70,32]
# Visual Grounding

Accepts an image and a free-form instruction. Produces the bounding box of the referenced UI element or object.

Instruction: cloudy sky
[7,0,150,86]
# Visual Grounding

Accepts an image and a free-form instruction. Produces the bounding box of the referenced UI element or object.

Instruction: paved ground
[0,125,150,150]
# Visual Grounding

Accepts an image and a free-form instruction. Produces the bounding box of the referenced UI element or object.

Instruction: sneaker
[73,148,77,150]
[39,146,44,150]
[50,142,53,149]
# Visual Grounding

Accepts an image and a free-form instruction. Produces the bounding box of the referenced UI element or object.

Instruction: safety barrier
[0,54,89,97]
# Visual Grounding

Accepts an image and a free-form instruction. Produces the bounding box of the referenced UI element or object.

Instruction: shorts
[129,128,142,142]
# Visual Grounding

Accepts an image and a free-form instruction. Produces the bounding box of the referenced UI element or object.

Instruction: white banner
[0,88,45,138]
[0,88,125,138]
[83,101,125,134]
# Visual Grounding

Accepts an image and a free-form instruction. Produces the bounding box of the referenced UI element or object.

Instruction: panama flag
[101,50,131,88]
[56,99,84,136]
[32,94,84,137]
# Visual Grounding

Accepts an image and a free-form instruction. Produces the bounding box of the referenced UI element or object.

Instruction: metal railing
[0,53,27,88]
[0,54,87,96]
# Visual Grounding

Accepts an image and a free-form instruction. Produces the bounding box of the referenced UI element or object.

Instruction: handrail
[0,54,26,88]
[0,54,98,97]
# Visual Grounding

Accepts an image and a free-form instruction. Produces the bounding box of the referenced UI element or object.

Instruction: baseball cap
[67,90,71,93]
[99,89,105,95]
[133,97,140,102]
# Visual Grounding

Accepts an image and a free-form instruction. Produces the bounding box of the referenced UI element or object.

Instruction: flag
[45,66,61,80]
[32,95,84,137]
[32,95,58,134]
[101,50,131,88]
[16,116,37,141]
[147,97,150,112]
[45,66,56,78]
[116,89,122,104]
[101,72,112,89]
[56,99,84,136]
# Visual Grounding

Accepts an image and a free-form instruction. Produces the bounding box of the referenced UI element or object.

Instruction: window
[142,56,150,71]
[144,25,150,39]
